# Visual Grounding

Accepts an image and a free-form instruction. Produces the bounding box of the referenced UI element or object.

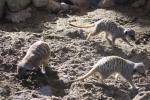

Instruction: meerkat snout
[17,61,32,79]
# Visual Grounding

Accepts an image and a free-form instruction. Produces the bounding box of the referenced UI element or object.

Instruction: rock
[0,0,5,19]
[132,0,146,8]
[69,5,79,12]
[145,0,150,13]
[70,0,90,11]
[98,0,115,8]
[0,86,10,97]
[59,0,74,5]
[8,90,33,100]
[6,7,32,23]
[6,0,31,12]
[47,0,61,13]
[114,0,128,4]
[65,29,86,39]
[32,0,48,7]
[133,91,150,100]
[88,0,101,8]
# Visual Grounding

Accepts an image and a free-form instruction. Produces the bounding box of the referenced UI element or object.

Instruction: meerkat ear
[124,30,128,35]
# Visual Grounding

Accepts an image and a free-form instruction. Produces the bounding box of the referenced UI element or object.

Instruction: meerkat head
[134,62,146,77]
[124,28,136,41]
[17,61,32,79]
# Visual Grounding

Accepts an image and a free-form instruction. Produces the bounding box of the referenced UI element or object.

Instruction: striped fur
[17,41,50,78]
[73,56,146,89]
[85,19,136,46]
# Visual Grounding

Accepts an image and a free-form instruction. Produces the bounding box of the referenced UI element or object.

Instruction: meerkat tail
[86,33,93,40]
[74,65,98,82]
[69,22,95,28]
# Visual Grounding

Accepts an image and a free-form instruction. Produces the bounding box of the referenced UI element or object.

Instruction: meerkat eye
[124,31,128,35]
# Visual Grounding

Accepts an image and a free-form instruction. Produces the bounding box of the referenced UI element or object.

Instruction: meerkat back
[17,41,50,78]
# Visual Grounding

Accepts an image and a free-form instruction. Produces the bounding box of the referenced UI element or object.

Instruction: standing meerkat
[17,41,50,78]
[69,19,136,46]
[71,56,146,89]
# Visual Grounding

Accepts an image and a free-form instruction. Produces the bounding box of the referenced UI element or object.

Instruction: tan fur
[17,41,50,78]
[70,0,90,11]
[87,32,93,40]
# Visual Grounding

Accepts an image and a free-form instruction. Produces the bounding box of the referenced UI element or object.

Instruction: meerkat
[17,41,50,78]
[69,19,136,46]
[71,56,146,89]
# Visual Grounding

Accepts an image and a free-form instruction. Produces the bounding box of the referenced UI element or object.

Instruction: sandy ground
[0,6,150,100]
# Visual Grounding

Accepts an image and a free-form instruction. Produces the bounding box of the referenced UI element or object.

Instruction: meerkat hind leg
[86,30,99,40]
[111,36,117,47]
[123,74,138,90]
[105,32,112,45]
[86,33,93,40]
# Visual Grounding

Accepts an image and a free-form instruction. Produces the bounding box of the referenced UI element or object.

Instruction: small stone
[32,0,48,7]
[132,0,146,8]
[6,7,32,23]
[6,0,31,12]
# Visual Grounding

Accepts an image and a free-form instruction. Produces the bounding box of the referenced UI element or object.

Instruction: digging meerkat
[71,56,146,90]
[69,19,136,46]
[17,41,50,78]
